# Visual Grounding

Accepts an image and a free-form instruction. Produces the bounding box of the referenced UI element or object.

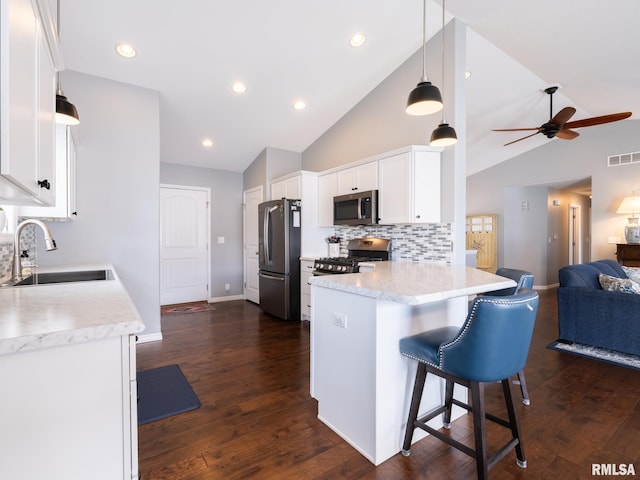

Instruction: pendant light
[55,0,79,125]
[406,0,442,116]
[429,0,457,147]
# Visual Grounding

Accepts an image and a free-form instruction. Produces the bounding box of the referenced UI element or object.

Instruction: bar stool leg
[401,362,427,456]
[442,378,454,428]
[501,379,527,468]
[470,382,489,479]
[514,370,530,405]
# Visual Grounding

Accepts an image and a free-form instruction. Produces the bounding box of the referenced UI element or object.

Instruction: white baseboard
[208,294,245,303]
[137,332,163,344]
[534,283,559,290]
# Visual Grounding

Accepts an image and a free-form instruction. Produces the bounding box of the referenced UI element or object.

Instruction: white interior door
[243,186,263,303]
[160,185,210,305]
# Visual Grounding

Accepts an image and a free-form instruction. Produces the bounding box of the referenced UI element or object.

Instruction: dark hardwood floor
[137,290,640,479]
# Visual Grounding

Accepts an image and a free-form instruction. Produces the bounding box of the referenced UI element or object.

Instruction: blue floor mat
[137,364,201,425]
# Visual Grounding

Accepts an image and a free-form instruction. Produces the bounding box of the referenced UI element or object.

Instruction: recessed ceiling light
[202,139,214,148]
[293,100,306,110]
[349,32,366,47]
[232,81,247,94]
[115,43,136,58]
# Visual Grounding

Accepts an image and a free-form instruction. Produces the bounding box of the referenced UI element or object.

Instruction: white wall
[35,71,161,336]
[160,163,244,297]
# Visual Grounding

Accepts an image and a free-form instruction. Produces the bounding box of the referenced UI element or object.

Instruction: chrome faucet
[11,219,57,283]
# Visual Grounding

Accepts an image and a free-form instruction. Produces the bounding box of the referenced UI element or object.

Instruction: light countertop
[309,261,516,305]
[0,265,145,356]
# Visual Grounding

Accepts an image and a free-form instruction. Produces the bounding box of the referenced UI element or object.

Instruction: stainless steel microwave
[333,190,378,226]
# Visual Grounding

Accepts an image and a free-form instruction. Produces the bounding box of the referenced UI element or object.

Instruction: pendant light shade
[406,81,443,116]
[430,122,457,147]
[55,0,79,125]
[56,92,80,125]
[406,0,442,116]
[429,0,457,146]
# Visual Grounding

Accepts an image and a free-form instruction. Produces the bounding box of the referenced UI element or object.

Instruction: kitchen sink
[8,269,114,286]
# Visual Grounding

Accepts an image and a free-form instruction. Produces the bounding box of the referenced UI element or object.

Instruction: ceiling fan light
[430,123,458,147]
[56,94,80,125]
[406,81,443,116]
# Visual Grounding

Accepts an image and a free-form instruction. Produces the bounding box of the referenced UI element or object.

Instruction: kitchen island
[0,265,145,480]
[309,262,515,465]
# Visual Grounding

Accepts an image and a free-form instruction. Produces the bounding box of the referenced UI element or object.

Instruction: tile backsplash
[333,223,453,263]
[0,225,37,280]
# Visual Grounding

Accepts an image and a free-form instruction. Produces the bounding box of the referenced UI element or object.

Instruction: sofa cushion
[559,259,627,289]
[598,273,640,294]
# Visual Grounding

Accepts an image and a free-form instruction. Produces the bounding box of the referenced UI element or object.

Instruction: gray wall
[36,71,162,336]
[468,119,640,285]
[242,147,302,195]
[160,163,244,297]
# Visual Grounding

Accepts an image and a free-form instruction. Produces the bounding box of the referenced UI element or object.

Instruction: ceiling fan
[493,86,632,146]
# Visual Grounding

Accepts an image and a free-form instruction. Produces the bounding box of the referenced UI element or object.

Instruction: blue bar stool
[400,289,539,479]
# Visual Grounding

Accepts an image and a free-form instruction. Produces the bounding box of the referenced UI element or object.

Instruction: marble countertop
[309,261,516,305]
[0,265,145,356]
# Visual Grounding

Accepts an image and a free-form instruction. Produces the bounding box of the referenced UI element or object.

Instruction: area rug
[137,364,201,425]
[161,302,216,316]
[547,340,640,371]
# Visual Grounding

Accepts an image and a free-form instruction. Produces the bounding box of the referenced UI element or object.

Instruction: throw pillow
[622,265,640,284]
[598,273,640,294]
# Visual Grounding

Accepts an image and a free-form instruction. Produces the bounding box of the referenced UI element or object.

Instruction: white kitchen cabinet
[270,171,331,257]
[336,161,378,195]
[19,124,77,220]
[378,146,441,224]
[0,334,139,480]
[300,258,314,320]
[0,0,59,205]
[271,174,301,200]
[317,172,337,227]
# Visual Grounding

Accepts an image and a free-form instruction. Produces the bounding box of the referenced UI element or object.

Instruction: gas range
[313,238,390,275]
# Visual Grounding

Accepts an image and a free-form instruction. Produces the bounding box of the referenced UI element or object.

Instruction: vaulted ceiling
[58,0,639,175]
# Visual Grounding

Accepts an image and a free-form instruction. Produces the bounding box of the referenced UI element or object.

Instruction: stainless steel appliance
[258,198,301,320]
[333,190,378,226]
[313,238,390,275]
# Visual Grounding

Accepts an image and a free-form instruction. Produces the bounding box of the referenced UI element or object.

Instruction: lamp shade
[406,81,443,116]
[429,123,458,147]
[56,94,80,125]
[616,196,640,216]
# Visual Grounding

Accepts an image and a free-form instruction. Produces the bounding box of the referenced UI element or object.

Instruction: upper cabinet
[270,174,300,200]
[335,161,378,195]
[377,146,441,224]
[0,0,61,205]
[20,124,77,220]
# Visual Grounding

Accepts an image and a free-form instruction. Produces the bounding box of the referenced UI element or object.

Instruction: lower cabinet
[300,259,314,320]
[0,334,139,479]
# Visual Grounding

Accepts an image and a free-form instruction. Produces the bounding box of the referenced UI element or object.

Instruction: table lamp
[616,195,640,243]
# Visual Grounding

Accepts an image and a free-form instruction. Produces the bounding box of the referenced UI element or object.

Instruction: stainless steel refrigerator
[258,198,301,320]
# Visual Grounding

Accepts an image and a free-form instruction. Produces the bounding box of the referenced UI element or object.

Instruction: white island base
[310,262,515,465]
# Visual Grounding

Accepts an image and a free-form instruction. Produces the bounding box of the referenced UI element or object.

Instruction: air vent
[608,151,640,167]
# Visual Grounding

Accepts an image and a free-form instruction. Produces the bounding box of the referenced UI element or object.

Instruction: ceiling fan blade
[493,127,540,132]
[565,112,632,129]
[503,130,541,146]
[556,128,580,140]
[550,106,576,125]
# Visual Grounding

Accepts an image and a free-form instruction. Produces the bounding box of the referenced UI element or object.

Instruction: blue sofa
[557,259,640,356]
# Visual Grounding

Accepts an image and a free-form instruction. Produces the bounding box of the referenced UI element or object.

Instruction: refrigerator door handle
[259,272,285,281]
[263,205,279,265]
